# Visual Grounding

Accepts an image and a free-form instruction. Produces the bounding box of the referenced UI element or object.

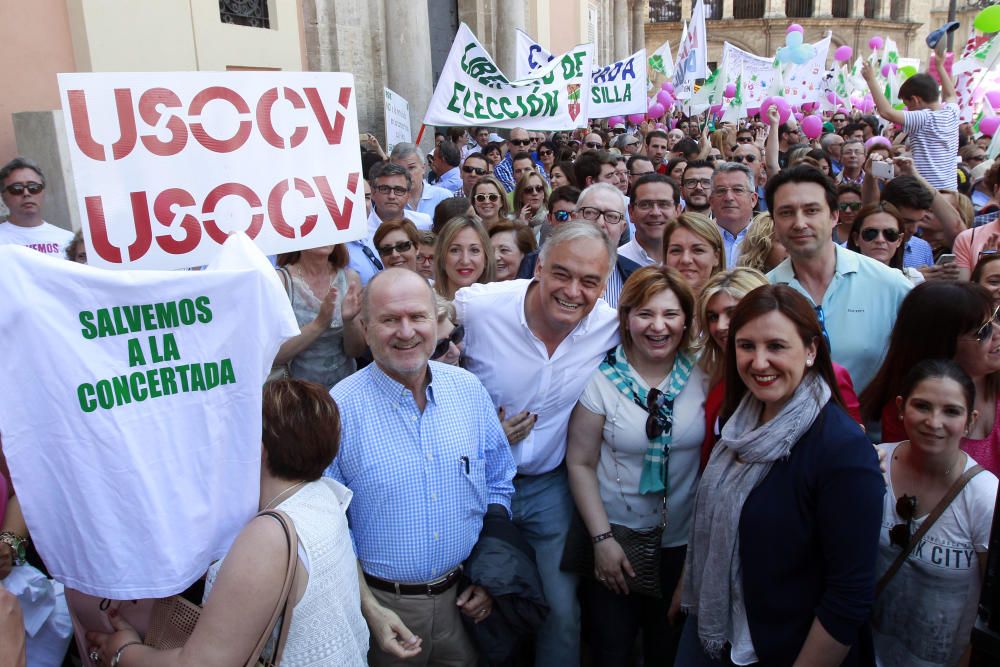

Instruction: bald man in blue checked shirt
[327,268,516,667]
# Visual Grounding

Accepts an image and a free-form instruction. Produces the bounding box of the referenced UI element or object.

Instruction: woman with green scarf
[566,265,707,666]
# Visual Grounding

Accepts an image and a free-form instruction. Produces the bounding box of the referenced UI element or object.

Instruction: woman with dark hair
[482,142,503,169]
[861,281,1000,473]
[488,220,537,282]
[678,285,883,666]
[972,252,1000,306]
[87,379,411,666]
[665,157,688,183]
[537,140,557,178]
[273,246,365,388]
[373,219,420,272]
[846,202,924,284]
[566,266,707,666]
[873,360,998,666]
[549,161,577,189]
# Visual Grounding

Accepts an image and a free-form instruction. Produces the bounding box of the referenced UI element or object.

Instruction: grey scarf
[681,372,831,657]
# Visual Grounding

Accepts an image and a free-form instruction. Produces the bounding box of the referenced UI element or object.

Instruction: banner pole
[415,124,427,145]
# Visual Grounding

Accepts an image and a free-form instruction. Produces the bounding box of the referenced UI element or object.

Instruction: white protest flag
[673,0,708,96]
[426,23,594,130]
[515,28,553,80]
[648,40,674,80]
[721,64,746,124]
[514,30,646,117]
[0,233,298,598]
[674,22,689,97]
[721,42,775,110]
[779,33,832,107]
[686,65,725,115]
[58,72,367,272]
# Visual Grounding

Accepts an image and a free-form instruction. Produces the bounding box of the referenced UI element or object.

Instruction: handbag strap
[875,463,984,598]
[246,509,299,667]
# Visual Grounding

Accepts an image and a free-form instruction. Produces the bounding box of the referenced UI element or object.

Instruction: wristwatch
[0,531,28,566]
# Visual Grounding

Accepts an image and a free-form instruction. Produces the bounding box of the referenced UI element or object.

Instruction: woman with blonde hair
[735,213,788,273]
[433,216,495,299]
[663,213,725,296]
[471,176,511,228]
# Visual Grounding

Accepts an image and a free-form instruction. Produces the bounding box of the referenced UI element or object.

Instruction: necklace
[262,481,306,510]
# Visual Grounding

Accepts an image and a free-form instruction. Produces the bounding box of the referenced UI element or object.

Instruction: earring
[806,358,814,367]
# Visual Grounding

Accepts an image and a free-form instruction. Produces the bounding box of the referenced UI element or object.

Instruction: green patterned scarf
[599,344,695,494]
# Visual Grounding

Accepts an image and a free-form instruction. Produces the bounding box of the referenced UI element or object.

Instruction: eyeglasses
[968,306,1000,343]
[682,178,713,190]
[377,240,413,257]
[474,193,500,203]
[4,182,44,196]
[736,136,753,144]
[374,185,408,196]
[705,156,719,163]
[838,202,862,212]
[577,206,625,224]
[712,186,750,197]
[510,138,531,146]
[585,142,604,149]
[889,494,917,549]
[522,185,545,195]
[732,154,757,163]
[432,324,465,359]
[635,199,674,212]
[538,149,554,157]
[645,388,671,440]
[416,252,433,265]
[462,166,487,175]
[832,117,847,123]
[553,210,572,222]
[860,227,901,243]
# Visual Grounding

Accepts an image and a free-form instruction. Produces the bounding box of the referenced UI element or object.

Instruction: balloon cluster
[647,81,675,120]
[776,24,815,65]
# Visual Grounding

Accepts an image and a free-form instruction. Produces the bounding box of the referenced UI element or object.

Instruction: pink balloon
[710,103,723,117]
[607,115,624,127]
[801,102,816,113]
[793,112,804,122]
[861,95,875,114]
[981,116,1000,137]
[834,45,853,62]
[628,113,646,125]
[746,107,760,117]
[661,82,675,94]
[880,64,892,77]
[724,83,736,98]
[826,91,838,104]
[987,90,1000,110]
[656,90,671,106]
[761,97,791,124]
[869,36,884,51]
[647,102,666,119]
[787,24,804,34]
[801,114,823,139]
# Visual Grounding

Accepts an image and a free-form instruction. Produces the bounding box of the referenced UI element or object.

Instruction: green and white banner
[425,23,594,129]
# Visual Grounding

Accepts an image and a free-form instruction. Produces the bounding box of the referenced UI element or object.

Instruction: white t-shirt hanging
[0,220,74,257]
[872,442,998,667]
[0,233,299,598]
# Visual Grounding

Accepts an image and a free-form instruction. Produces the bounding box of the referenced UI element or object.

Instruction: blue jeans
[511,466,580,667]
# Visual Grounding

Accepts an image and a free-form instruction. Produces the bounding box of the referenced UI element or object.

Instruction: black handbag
[560,510,664,598]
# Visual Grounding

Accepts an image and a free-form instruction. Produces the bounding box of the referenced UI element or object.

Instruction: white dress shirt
[617,238,657,267]
[455,279,620,475]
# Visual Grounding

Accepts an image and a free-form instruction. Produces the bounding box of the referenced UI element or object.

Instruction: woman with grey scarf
[676,285,884,666]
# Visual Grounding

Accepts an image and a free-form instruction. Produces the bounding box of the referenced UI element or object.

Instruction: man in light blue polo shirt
[765,165,911,393]
[390,142,455,217]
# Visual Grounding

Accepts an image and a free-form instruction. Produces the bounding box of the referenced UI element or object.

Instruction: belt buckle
[393,581,401,597]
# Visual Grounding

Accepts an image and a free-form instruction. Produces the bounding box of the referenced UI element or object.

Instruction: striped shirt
[494,154,516,192]
[903,236,935,269]
[327,362,516,583]
[903,103,959,190]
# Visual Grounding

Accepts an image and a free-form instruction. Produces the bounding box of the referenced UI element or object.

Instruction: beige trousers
[368,585,478,667]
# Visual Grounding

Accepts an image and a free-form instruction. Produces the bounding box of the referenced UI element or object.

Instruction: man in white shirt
[619,173,681,267]
[710,162,758,267]
[389,143,454,217]
[0,158,73,258]
[455,221,620,667]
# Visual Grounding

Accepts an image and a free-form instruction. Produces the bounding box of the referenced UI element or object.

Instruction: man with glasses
[583,132,606,151]
[776,123,801,168]
[680,160,715,215]
[831,112,848,131]
[456,220,620,667]
[644,130,671,172]
[390,143,455,215]
[880,174,947,271]
[835,184,862,245]
[731,143,767,211]
[821,133,845,176]
[710,163,759,266]
[766,165,911,392]
[735,128,754,146]
[0,158,72,258]
[619,173,680,266]
[350,163,431,285]
[571,183,639,307]
[494,127,534,192]
[837,140,866,186]
[454,153,490,198]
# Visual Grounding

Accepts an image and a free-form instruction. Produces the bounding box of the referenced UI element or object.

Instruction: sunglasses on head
[4,182,44,196]
[462,166,487,175]
[475,193,500,203]
[889,494,917,549]
[838,201,862,211]
[377,240,413,256]
[432,324,465,359]
[860,227,900,243]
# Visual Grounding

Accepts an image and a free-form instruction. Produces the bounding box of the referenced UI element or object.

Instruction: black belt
[364,568,461,596]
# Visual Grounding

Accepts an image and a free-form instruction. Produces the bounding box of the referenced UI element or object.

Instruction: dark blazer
[516,251,642,283]
[740,400,884,666]
[459,507,548,665]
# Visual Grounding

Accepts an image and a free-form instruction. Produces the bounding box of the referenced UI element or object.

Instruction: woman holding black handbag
[566,266,707,666]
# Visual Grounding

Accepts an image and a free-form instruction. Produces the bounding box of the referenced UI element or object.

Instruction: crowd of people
[2,34,1000,667]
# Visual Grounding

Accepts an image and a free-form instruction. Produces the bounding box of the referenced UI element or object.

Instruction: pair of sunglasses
[377,240,413,257]
[475,193,499,203]
[5,182,44,196]
[889,494,917,549]
[432,324,465,359]
[645,388,671,440]
[860,228,901,243]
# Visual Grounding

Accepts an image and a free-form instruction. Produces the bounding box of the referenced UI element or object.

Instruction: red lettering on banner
[257,88,308,150]
[268,178,316,238]
[67,89,138,161]
[153,188,200,254]
[189,86,253,153]
[202,183,264,243]
[313,173,358,231]
[304,87,350,146]
[139,88,188,157]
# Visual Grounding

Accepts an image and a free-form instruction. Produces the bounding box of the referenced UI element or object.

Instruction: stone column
[384,0,435,151]
[681,0,692,19]
[614,0,630,60]
[816,0,834,18]
[846,0,862,17]
[631,0,646,54]
[764,0,786,18]
[495,0,526,79]
[722,0,733,20]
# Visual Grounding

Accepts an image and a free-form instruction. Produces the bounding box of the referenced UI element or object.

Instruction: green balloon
[975,5,1000,34]
[899,65,917,79]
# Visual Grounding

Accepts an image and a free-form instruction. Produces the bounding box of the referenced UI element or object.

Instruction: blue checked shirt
[327,361,516,583]
[494,153,515,192]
